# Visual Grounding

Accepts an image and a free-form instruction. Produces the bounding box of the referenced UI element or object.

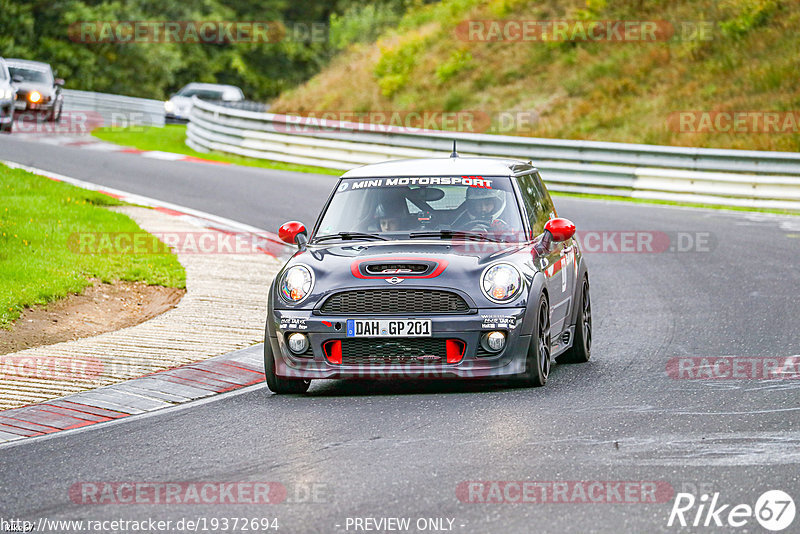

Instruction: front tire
[264,337,311,394]
[520,293,551,387]
[557,276,591,364]
[0,114,12,133]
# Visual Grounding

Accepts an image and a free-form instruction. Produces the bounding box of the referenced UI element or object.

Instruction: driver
[457,188,509,229]
[467,188,501,220]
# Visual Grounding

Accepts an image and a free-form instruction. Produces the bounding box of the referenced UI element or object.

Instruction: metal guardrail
[218,100,271,113]
[63,89,165,127]
[187,98,800,210]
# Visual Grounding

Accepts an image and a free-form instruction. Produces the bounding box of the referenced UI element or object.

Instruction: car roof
[341,157,537,178]
[180,83,242,91]
[5,59,51,71]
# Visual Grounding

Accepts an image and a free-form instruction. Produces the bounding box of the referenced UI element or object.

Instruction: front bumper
[14,100,54,112]
[269,308,530,379]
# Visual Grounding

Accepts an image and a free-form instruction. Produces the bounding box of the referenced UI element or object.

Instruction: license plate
[14,101,26,110]
[346,319,431,337]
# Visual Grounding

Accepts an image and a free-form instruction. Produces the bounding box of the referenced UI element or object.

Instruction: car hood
[278,240,538,309]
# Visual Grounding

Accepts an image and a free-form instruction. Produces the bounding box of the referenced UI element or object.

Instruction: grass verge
[92,125,341,176]
[0,164,186,327]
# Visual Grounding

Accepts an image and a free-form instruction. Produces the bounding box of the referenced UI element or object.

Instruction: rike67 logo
[668,490,795,531]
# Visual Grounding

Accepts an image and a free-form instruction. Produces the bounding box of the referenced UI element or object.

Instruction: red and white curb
[0,161,292,446]
[9,133,230,165]
[0,344,266,446]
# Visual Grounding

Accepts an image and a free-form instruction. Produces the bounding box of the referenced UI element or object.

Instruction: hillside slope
[272,0,800,152]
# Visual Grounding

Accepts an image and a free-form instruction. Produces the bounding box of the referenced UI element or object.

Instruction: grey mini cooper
[264,155,592,393]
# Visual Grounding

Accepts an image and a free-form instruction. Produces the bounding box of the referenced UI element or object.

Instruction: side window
[517,173,549,236]
[533,172,555,220]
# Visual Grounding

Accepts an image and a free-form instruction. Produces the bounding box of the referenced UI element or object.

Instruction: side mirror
[544,218,576,242]
[537,218,576,253]
[54,78,65,86]
[278,221,308,247]
[11,75,23,84]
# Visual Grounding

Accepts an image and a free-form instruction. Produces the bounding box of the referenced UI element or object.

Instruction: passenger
[375,199,409,232]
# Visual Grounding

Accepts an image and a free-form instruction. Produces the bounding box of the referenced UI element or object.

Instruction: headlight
[28,91,42,103]
[481,263,522,303]
[164,101,174,112]
[2,89,12,100]
[279,265,314,303]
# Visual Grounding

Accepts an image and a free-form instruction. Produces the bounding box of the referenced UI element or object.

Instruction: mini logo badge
[386,277,404,284]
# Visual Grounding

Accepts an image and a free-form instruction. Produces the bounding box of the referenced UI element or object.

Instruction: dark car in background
[0,58,16,133]
[7,59,64,122]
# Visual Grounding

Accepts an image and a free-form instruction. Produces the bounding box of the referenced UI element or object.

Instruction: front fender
[519,271,548,335]
[567,255,589,328]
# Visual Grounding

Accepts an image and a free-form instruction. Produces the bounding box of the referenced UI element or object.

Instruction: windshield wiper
[409,230,500,242]
[313,232,388,242]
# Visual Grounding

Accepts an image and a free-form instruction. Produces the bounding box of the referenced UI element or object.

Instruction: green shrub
[330,2,408,50]
[374,36,426,97]
[435,49,474,84]
[719,0,778,38]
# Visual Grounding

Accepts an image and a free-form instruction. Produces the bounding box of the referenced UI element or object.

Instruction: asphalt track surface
[1,136,800,533]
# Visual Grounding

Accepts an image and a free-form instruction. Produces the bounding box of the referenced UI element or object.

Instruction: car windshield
[9,66,52,84]
[176,88,226,100]
[314,176,526,242]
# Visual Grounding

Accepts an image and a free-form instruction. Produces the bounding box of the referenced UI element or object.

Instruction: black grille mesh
[365,263,429,275]
[340,338,447,365]
[475,344,494,358]
[320,289,469,315]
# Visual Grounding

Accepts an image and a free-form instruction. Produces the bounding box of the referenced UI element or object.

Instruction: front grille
[475,344,494,358]
[320,289,469,315]
[340,338,447,365]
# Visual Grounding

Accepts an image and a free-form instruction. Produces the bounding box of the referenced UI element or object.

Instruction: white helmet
[465,188,505,220]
